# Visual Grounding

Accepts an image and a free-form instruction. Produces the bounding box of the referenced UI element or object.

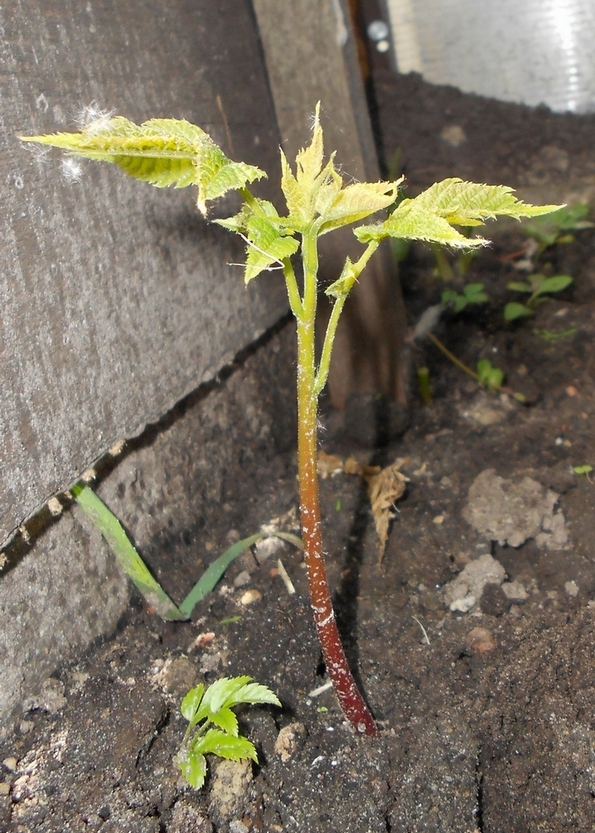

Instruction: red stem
[296,322,377,736]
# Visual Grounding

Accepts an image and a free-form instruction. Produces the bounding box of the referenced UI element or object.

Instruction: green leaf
[507,281,532,293]
[318,180,400,235]
[193,729,258,763]
[21,117,265,215]
[197,677,281,723]
[533,274,573,296]
[243,216,300,283]
[198,676,252,718]
[463,283,489,303]
[524,203,593,245]
[408,179,561,224]
[70,483,186,621]
[216,200,299,283]
[208,707,239,737]
[355,178,562,247]
[356,201,483,248]
[180,684,205,724]
[533,327,577,342]
[223,680,282,709]
[504,302,534,321]
[476,359,504,391]
[573,465,593,475]
[178,533,264,618]
[176,749,208,790]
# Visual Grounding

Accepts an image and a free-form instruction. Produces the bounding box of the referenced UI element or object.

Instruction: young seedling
[441,281,489,312]
[522,203,593,260]
[21,106,560,734]
[504,273,573,321]
[176,676,281,789]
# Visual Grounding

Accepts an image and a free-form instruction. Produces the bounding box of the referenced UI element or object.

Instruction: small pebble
[233,570,251,588]
[450,595,476,613]
[564,580,579,597]
[274,723,307,762]
[239,589,262,606]
[2,757,17,772]
[501,580,528,602]
[0,783,11,796]
[465,627,497,655]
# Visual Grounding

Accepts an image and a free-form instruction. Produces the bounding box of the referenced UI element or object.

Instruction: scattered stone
[501,580,529,602]
[199,652,222,674]
[442,553,506,613]
[233,570,251,588]
[253,537,285,564]
[450,595,476,613]
[24,678,67,715]
[459,391,514,426]
[440,124,467,147]
[564,580,579,597]
[239,589,262,606]
[480,582,512,617]
[209,759,253,825]
[153,656,198,699]
[463,469,569,550]
[168,800,213,833]
[465,627,497,655]
[2,756,18,772]
[229,821,250,833]
[274,722,307,762]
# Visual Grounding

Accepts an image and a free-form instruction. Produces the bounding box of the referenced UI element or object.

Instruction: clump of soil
[2,74,595,832]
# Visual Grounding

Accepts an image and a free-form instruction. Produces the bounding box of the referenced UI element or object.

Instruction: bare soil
[2,74,595,832]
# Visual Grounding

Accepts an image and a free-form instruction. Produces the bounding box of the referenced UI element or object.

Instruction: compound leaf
[194,729,258,763]
[21,116,265,215]
[355,178,563,247]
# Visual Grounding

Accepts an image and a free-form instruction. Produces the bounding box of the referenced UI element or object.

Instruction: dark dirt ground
[2,72,595,833]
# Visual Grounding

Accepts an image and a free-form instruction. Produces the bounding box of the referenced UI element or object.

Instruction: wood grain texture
[0,0,287,547]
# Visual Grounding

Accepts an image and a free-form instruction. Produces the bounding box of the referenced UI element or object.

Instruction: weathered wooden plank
[0,0,286,548]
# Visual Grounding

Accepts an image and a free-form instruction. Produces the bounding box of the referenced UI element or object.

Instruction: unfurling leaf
[279,102,399,233]
[216,200,299,282]
[21,117,266,215]
[355,178,563,248]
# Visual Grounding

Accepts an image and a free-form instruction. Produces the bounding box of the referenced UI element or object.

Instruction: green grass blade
[179,533,264,618]
[178,530,303,618]
[70,482,186,621]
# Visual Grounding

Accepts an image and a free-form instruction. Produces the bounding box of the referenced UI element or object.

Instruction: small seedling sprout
[21,105,560,734]
[176,676,281,789]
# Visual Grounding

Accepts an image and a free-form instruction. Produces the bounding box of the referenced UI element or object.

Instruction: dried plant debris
[364,459,409,562]
[318,452,409,561]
